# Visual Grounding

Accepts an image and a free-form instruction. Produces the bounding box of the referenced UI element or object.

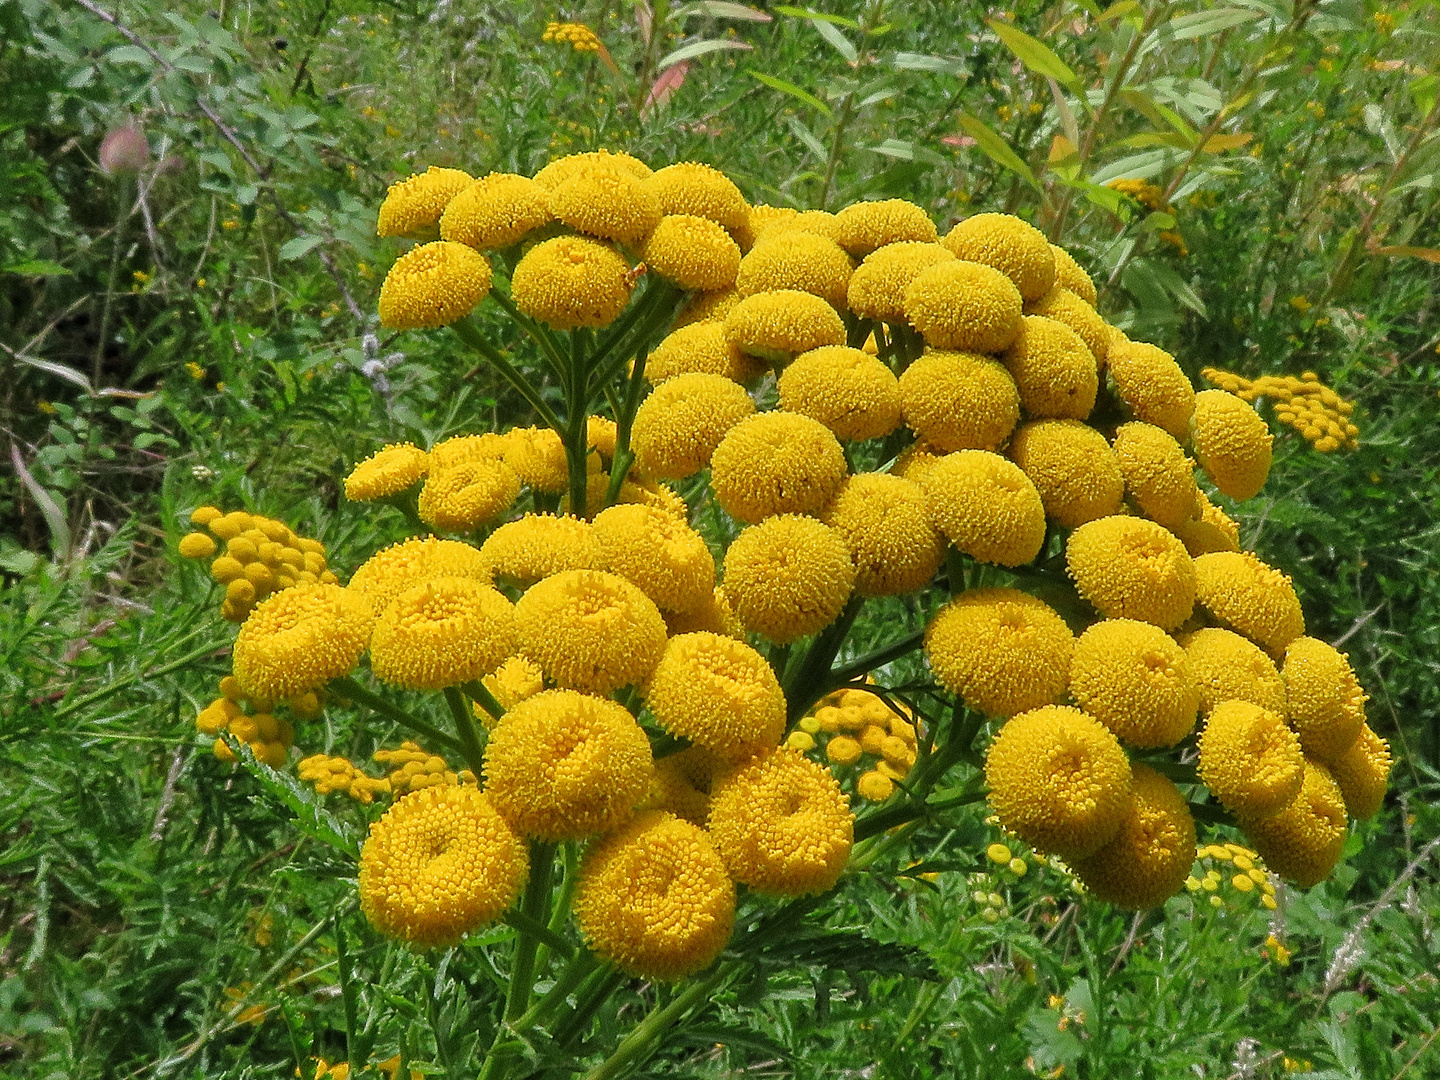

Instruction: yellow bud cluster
[542,21,602,52]
[180,506,336,622]
[198,693,296,768]
[1105,177,1170,214]
[297,753,392,803]
[799,682,922,802]
[374,740,475,793]
[1202,367,1359,452]
[1184,841,1280,912]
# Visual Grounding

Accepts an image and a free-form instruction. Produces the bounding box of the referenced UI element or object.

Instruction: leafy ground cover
[3,0,1440,1077]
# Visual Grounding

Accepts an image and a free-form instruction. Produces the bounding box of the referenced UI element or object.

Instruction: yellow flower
[1065,516,1196,631]
[190,505,223,527]
[179,531,218,559]
[1072,765,1195,909]
[857,769,895,801]
[645,321,765,385]
[349,536,492,615]
[709,748,854,895]
[1070,619,1199,748]
[1024,286,1110,365]
[984,705,1133,860]
[723,289,847,364]
[369,578,516,690]
[1241,757,1348,888]
[777,345,902,442]
[439,172,553,250]
[375,165,474,239]
[643,744,719,826]
[483,689,653,840]
[902,260,1024,354]
[709,411,847,523]
[941,213,1056,302]
[645,632,785,760]
[591,503,715,612]
[502,426,571,493]
[846,241,956,324]
[1181,626,1287,718]
[747,204,799,243]
[827,735,864,766]
[672,286,741,330]
[897,350,1020,453]
[550,168,662,247]
[1008,419,1124,528]
[642,161,749,240]
[378,241,493,330]
[1049,244,1097,306]
[543,20,603,51]
[345,443,430,501]
[481,655,546,713]
[514,569,667,694]
[359,787,527,947]
[475,513,598,586]
[664,584,745,640]
[232,584,374,701]
[632,372,757,480]
[925,588,1073,717]
[1281,636,1367,763]
[1198,700,1305,819]
[1328,723,1391,819]
[919,450,1047,567]
[643,214,742,292]
[533,149,652,190]
[1111,422,1200,531]
[823,472,943,597]
[736,231,853,310]
[417,457,520,532]
[1104,340,1195,441]
[722,514,855,644]
[185,360,206,379]
[1174,488,1242,557]
[574,810,735,980]
[511,235,632,330]
[1001,314,1098,420]
[833,198,938,256]
[1191,389,1273,501]
[1194,550,1305,657]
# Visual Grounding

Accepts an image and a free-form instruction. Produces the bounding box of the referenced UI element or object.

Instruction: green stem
[784,595,865,723]
[582,962,738,1080]
[327,675,464,753]
[586,282,684,399]
[507,842,556,1022]
[53,626,219,719]
[550,966,627,1052]
[461,679,506,723]
[442,685,487,778]
[489,288,570,379]
[515,947,599,1033]
[451,316,564,433]
[533,841,581,978]
[824,629,925,692]
[565,330,591,517]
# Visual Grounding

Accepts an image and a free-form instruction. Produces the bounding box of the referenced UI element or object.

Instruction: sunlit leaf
[748,70,832,116]
[1200,132,1253,152]
[657,37,753,70]
[986,19,1079,90]
[1164,7,1263,38]
[955,113,1040,191]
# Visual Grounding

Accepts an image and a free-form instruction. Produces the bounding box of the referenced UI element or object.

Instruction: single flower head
[1070,618,1199,747]
[1180,626,1288,717]
[897,351,1020,453]
[736,230,853,310]
[920,450,1046,567]
[823,472,944,597]
[846,241,956,323]
[925,588,1073,717]
[709,411,848,523]
[1282,636,1368,763]
[439,172,553,250]
[345,443,431,502]
[1001,315,1098,420]
[1066,516,1196,630]
[1194,550,1305,657]
[1240,757,1348,888]
[1197,699,1305,820]
[1105,340,1195,441]
[777,346,902,442]
[379,241,493,330]
[377,166,474,239]
[942,212,1056,302]
[1008,419,1124,528]
[643,214,742,291]
[1111,421,1201,531]
[1192,389,1274,501]
[232,584,374,701]
[724,289,847,365]
[903,260,1023,354]
[511,235,633,330]
[631,372,756,481]
[722,514,855,644]
[645,632,786,761]
[1072,764,1196,909]
[833,198,938,256]
[369,577,516,691]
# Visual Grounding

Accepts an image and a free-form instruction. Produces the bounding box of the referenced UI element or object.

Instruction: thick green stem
[565,329,591,517]
[823,629,925,693]
[515,947,599,1033]
[461,679,506,723]
[533,841,581,979]
[582,962,738,1080]
[551,965,627,1053]
[784,595,865,723]
[441,686,486,778]
[508,842,557,1022]
[327,676,464,753]
[451,316,563,433]
[488,288,570,379]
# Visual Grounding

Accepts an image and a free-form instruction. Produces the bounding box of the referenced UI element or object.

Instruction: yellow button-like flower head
[482,655,546,713]
[1192,389,1273,501]
[574,810,735,980]
[645,322,765,385]
[232,584,374,701]
[708,748,854,896]
[644,744,720,825]
[642,161,749,239]
[359,787,528,947]
[514,569,667,694]
[591,503,715,613]
[920,450,1046,566]
[345,443,430,502]
[925,588,1072,717]
[369,577,516,690]
[439,173,553,250]
[1072,764,1196,909]
[1198,699,1304,819]
[379,241,493,330]
[179,531,217,559]
[823,472,944,597]
[1025,286,1109,364]
[846,241,955,323]
[1050,243,1097,306]
[897,351,1020,453]
[737,231,854,310]
[710,411,847,523]
[533,149,652,190]
[1282,636,1367,763]
[1105,340,1195,441]
[503,426,571,493]
[1002,315,1098,420]
[833,198,938,256]
[632,372,757,480]
[1008,419,1124,528]
[1066,516,1195,630]
[418,457,520,532]
[1070,618,1199,747]
[349,536,492,615]
[724,289,847,364]
[376,166,474,239]
[942,213,1056,302]
[903,260,1024,354]
[511,236,632,330]
[984,705,1133,860]
[1240,757,1348,888]
[1328,723,1390,819]
[550,168,662,248]
[643,214,742,291]
[645,632,786,761]
[1194,550,1305,657]
[484,689,653,840]
[777,346,901,442]
[478,513,601,586]
[1180,627,1288,716]
[1174,489,1242,557]
[1112,422,1201,531]
[722,515,855,644]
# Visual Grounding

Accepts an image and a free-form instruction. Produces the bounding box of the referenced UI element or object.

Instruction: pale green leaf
[955,113,1040,191]
[748,70,832,116]
[657,38,753,70]
[986,20,1079,90]
[1165,7,1263,39]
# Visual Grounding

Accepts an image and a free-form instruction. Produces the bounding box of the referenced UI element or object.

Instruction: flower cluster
[194,674,314,766]
[1184,842,1280,912]
[1202,367,1360,452]
[178,506,337,622]
[542,21,602,53]
[797,684,923,802]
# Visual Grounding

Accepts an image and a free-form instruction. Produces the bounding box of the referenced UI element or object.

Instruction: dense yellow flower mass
[591,503,714,613]
[1111,422,1200,531]
[897,351,1019,453]
[1241,757,1348,888]
[920,450,1046,567]
[345,443,431,502]
[903,260,1023,354]
[1180,627,1288,717]
[1105,340,1195,441]
[846,241,955,323]
[511,236,632,330]
[1194,550,1305,656]
[349,536,491,614]
[379,241,493,330]
[1069,619,1198,747]
[1008,420,1123,528]
[1001,315,1098,420]
[736,230,853,310]
[369,578,515,690]
[722,515,855,643]
[834,198,938,256]
[708,748,854,896]
[550,168,661,247]
[359,787,527,947]
[1202,367,1359,452]
[1191,389,1273,500]
[574,810,735,980]
[710,411,847,523]
[724,289,847,363]
[645,322,764,385]
[925,588,1072,717]
[1281,636,1367,763]
[514,570,667,694]
[376,166,474,239]
[232,584,374,701]
[776,346,902,442]
[1025,286,1109,366]
[643,214,741,292]
[644,632,786,761]
[484,689,653,840]
[1066,516,1196,630]
[478,513,600,585]
[823,472,944,596]
[439,172,553,250]
[1197,700,1305,820]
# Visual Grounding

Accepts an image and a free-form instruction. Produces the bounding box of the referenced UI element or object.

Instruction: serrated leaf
[955,113,1040,191]
[657,37,753,70]
[278,234,324,261]
[748,70,832,116]
[237,742,361,857]
[1164,7,1262,38]
[986,20,1079,90]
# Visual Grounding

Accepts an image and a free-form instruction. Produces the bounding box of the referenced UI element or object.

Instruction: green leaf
[955,113,1040,191]
[278,234,324,260]
[748,70,832,116]
[808,17,859,63]
[657,37,754,70]
[1164,7,1262,39]
[1411,73,1439,117]
[104,44,153,66]
[3,259,71,277]
[674,1,772,21]
[759,930,939,980]
[772,6,861,29]
[986,19,1079,90]
[863,138,945,166]
[891,51,965,75]
[236,743,361,857]
[784,114,830,162]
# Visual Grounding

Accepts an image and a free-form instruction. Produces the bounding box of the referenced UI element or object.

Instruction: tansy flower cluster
[194,673,319,766]
[178,506,337,622]
[796,683,923,803]
[1202,367,1360,452]
[1185,841,1281,912]
[542,21,602,53]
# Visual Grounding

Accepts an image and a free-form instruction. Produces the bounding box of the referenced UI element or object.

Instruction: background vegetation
[2,0,1438,1076]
